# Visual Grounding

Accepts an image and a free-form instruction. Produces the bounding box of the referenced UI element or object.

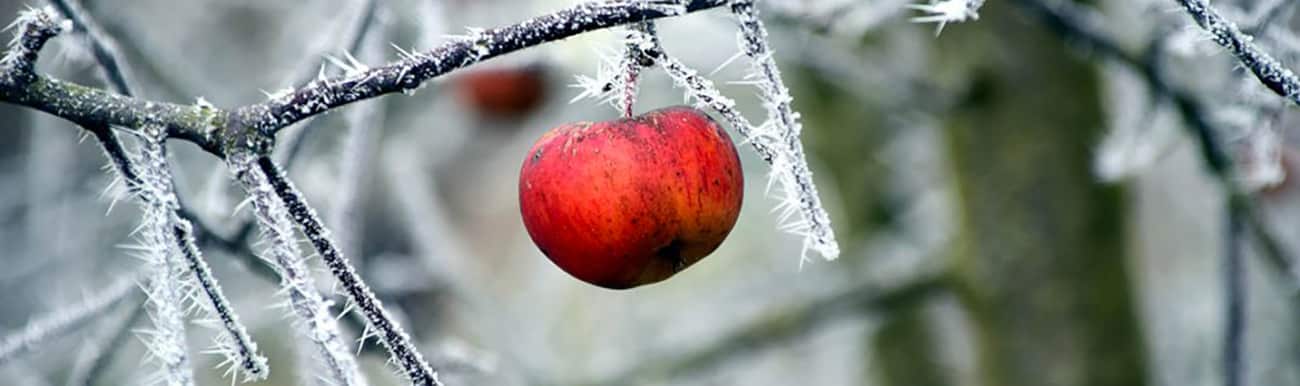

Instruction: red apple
[454,65,547,119]
[518,106,744,289]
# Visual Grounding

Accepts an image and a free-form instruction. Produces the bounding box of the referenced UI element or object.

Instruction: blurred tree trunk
[872,307,947,386]
[925,2,1148,386]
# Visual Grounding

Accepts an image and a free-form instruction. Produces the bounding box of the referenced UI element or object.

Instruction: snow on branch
[228,151,366,386]
[254,157,440,386]
[1173,0,1300,106]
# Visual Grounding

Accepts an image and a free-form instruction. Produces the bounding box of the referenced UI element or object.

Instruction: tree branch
[1172,0,1300,106]
[255,156,439,386]
[0,2,732,160]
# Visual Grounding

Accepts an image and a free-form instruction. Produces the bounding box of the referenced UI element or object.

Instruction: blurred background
[1,0,1299,385]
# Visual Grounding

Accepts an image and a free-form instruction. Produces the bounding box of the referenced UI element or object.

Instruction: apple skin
[518,106,744,289]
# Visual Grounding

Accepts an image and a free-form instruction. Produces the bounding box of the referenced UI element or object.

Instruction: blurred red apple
[518,106,744,289]
[454,65,547,119]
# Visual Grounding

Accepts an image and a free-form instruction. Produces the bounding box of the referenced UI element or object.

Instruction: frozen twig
[730,1,839,261]
[0,1,731,157]
[174,219,269,381]
[228,152,366,386]
[221,0,385,257]
[0,268,140,365]
[1173,0,1300,106]
[255,157,439,386]
[134,125,195,386]
[0,6,67,86]
[276,0,382,167]
[131,124,271,382]
[54,0,235,264]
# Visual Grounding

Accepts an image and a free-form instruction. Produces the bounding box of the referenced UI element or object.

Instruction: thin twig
[228,151,366,386]
[255,157,439,386]
[134,125,195,386]
[729,0,839,261]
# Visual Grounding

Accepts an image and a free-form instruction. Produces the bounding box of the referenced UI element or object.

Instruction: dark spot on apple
[655,238,686,270]
[532,149,543,163]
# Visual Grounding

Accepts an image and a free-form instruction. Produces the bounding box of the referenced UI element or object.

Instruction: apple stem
[617,22,656,118]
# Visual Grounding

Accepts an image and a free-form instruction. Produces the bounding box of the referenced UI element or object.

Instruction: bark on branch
[0,1,729,158]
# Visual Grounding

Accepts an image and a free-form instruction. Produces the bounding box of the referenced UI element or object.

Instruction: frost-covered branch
[173,220,269,381]
[0,6,67,85]
[255,157,439,386]
[223,0,385,256]
[228,151,366,386]
[44,6,266,377]
[0,268,140,365]
[1173,0,1300,106]
[729,1,839,261]
[231,0,726,140]
[134,125,195,386]
[0,1,730,158]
